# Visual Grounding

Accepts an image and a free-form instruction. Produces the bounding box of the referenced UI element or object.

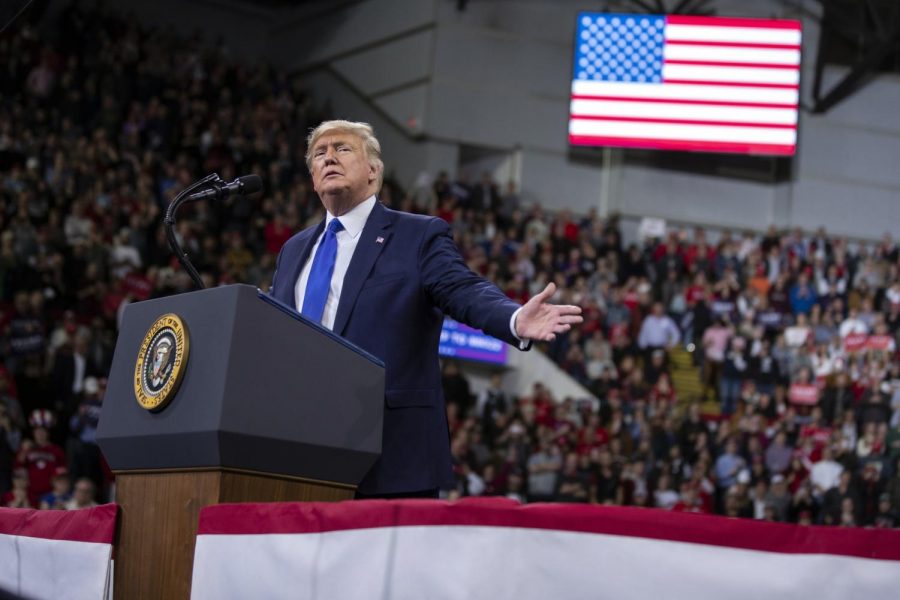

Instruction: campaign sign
[439,319,508,365]
[789,383,819,405]
[867,335,892,351]
[843,333,868,353]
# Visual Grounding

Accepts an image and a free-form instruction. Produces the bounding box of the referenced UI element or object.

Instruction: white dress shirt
[295,196,376,330]
[295,196,525,343]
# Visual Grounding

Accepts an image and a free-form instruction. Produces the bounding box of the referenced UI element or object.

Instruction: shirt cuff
[509,307,532,351]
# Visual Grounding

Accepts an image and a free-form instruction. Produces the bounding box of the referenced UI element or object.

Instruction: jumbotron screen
[439,319,508,366]
[568,13,801,156]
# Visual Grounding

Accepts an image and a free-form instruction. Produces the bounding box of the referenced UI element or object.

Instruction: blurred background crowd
[1,2,898,527]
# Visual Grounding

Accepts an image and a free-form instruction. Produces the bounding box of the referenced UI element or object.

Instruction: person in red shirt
[684,236,716,276]
[532,384,555,428]
[581,413,610,450]
[653,231,684,263]
[684,271,710,307]
[435,197,456,224]
[671,481,706,513]
[558,210,580,245]
[1,470,32,508]
[264,212,293,255]
[15,410,66,504]
[504,274,530,304]
[576,426,606,456]
[785,455,810,495]
[649,373,677,408]
[797,407,832,463]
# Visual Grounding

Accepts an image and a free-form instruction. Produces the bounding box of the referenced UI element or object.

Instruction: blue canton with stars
[574,13,665,84]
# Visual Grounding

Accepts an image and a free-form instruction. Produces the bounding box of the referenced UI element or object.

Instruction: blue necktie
[301,218,344,324]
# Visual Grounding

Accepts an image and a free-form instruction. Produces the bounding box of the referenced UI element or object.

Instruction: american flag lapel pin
[376,236,385,244]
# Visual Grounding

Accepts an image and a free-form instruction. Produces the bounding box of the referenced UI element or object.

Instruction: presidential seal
[134,313,190,412]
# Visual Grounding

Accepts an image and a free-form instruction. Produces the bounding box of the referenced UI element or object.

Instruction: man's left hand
[515,282,583,342]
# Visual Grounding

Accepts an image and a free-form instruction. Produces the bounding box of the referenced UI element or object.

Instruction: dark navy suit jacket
[270,201,523,494]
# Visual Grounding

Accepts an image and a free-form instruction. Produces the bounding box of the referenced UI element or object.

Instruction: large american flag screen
[568,13,802,156]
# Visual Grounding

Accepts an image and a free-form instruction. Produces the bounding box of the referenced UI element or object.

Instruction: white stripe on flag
[666,24,802,45]
[569,118,797,145]
[0,533,112,600]
[191,526,900,600]
[570,99,798,125]
[662,63,800,85]
[571,80,799,105]
[663,45,801,65]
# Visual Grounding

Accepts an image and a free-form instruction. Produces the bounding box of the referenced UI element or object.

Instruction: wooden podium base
[113,468,353,599]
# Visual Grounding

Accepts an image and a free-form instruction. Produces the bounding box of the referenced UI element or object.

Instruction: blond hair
[305,120,384,191]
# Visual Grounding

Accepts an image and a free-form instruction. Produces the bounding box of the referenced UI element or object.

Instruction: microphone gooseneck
[164,173,263,290]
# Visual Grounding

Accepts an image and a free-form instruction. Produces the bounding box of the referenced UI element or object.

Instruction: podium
[96,285,384,599]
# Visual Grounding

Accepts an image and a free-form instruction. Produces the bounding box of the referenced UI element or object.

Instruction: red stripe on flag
[569,134,795,156]
[570,94,797,109]
[666,15,802,30]
[570,114,796,129]
[664,59,800,70]
[664,79,799,89]
[666,40,801,50]
[0,504,118,544]
[197,499,900,561]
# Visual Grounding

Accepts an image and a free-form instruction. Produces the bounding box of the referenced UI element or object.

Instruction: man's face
[74,481,93,503]
[34,426,48,445]
[309,132,376,213]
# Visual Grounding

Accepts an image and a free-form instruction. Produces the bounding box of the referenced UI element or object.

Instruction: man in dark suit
[270,120,581,498]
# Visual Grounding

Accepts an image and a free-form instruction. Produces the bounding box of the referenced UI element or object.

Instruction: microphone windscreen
[238,174,263,195]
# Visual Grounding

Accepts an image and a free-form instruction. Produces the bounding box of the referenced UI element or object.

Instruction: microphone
[185,174,263,202]
[164,172,264,290]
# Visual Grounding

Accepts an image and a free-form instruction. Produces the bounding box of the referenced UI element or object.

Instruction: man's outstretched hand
[515,282,583,342]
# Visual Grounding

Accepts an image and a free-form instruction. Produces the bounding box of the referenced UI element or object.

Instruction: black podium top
[96,284,385,486]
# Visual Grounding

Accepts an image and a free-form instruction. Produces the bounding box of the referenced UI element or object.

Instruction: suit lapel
[333,202,393,336]
[277,220,324,308]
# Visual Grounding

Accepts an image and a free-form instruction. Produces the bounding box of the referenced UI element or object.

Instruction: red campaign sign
[866,335,892,351]
[843,334,868,353]
[789,383,819,405]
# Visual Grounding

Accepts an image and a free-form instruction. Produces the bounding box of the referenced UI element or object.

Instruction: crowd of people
[1,3,898,527]
[437,210,900,526]
[1,2,333,509]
